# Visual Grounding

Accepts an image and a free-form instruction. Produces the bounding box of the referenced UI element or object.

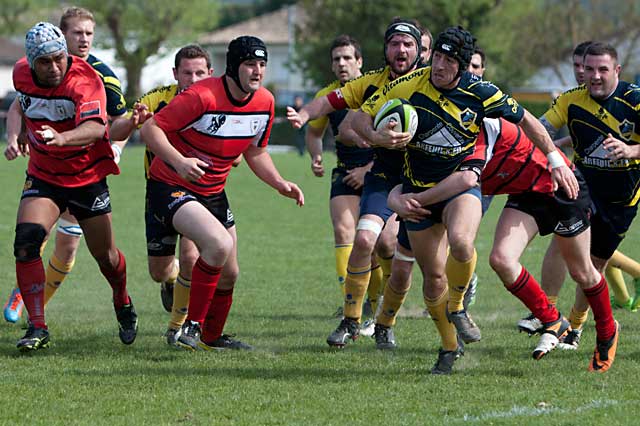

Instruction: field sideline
[0,145,639,425]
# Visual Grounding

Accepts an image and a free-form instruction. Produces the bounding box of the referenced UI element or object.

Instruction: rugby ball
[373,98,418,138]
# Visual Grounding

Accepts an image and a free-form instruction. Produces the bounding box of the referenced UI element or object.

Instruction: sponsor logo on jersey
[619,119,635,141]
[207,114,227,134]
[459,108,477,130]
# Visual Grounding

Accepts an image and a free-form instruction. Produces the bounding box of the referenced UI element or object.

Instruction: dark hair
[573,41,593,57]
[330,34,362,60]
[59,7,95,32]
[473,46,485,67]
[384,18,422,68]
[584,42,618,62]
[174,44,211,70]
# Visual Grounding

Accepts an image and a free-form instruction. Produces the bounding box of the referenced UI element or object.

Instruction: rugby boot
[447,309,481,343]
[327,317,359,348]
[199,334,253,351]
[517,313,543,336]
[589,321,620,373]
[115,300,138,345]
[374,324,397,350]
[532,316,571,360]
[4,288,24,323]
[17,324,50,352]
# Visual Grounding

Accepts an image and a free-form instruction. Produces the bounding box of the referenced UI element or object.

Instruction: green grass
[1,145,640,425]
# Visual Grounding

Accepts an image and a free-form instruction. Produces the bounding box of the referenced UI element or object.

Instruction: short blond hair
[59,7,95,32]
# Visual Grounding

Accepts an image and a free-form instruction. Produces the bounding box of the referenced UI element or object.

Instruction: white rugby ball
[373,98,418,138]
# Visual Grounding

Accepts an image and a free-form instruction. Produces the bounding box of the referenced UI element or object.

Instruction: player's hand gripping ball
[373,98,418,138]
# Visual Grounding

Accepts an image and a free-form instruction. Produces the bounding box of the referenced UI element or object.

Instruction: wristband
[111,144,122,156]
[547,150,564,169]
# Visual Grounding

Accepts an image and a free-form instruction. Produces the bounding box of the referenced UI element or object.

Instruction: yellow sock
[568,306,589,331]
[367,265,384,315]
[377,254,393,288]
[610,250,640,277]
[343,263,371,321]
[335,244,353,296]
[547,295,558,306]
[446,249,477,312]
[376,284,408,327]
[605,264,631,305]
[425,289,458,352]
[44,254,75,307]
[168,275,191,330]
[165,260,179,285]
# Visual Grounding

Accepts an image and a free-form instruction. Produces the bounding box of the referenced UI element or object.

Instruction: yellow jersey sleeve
[543,91,572,129]
[308,81,340,130]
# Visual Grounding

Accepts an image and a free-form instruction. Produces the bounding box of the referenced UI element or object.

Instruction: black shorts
[330,167,363,199]
[21,174,111,220]
[504,170,592,238]
[145,179,235,257]
[589,198,638,260]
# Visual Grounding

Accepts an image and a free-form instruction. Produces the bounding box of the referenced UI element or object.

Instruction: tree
[78,0,220,99]
[0,0,54,37]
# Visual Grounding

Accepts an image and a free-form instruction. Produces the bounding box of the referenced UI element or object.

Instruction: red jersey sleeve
[154,87,207,133]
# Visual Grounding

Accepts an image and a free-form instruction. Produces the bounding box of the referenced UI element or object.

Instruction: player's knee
[566,266,595,289]
[219,265,239,288]
[489,250,510,275]
[353,229,378,253]
[14,223,47,262]
[200,233,233,265]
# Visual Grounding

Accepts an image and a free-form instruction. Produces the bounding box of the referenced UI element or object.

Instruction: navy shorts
[145,179,235,257]
[359,171,401,222]
[404,185,482,232]
[504,170,592,238]
[330,167,363,199]
[589,197,638,260]
[21,174,111,220]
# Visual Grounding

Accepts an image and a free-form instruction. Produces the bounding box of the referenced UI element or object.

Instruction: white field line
[456,399,620,423]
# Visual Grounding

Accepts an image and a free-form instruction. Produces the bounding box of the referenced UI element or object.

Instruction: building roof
[200,5,298,46]
[0,37,24,65]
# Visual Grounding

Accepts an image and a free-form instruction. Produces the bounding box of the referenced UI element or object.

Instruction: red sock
[505,267,559,324]
[202,287,234,343]
[99,249,129,308]
[186,257,222,325]
[16,258,46,329]
[583,274,616,341]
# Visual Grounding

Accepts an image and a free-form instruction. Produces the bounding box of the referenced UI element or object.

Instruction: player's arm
[337,110,372,148]
[343,161,372,190]
[243,144,304,206]
[287,96,336,129]
[518,109,578,199]
[306,124,326,177]
[349,109,411,149]
[40,119,105,147]
[140,117,208,182]
[4,97,28,160]
[387,184,430,223]
[110,103,154,141]
[554,135,572,148]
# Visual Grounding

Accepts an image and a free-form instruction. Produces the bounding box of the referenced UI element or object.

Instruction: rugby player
[351,26,578,374]
[109,44,213,345]
[9,22,136,351]
[3,7,128,323]
[140,36,304,351]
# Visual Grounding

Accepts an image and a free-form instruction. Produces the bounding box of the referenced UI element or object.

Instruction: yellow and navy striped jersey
[544,81,640,206]
[309,80,373,169]
[362,68,524,188]
[87,54,127,117]
[130,84,180,178]
[337,66,404,176]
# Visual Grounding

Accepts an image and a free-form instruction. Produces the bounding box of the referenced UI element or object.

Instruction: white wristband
[111,144,122,156]
[547,150,564,169]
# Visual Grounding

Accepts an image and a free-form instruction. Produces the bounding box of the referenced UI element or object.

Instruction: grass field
[0,145,639,425]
